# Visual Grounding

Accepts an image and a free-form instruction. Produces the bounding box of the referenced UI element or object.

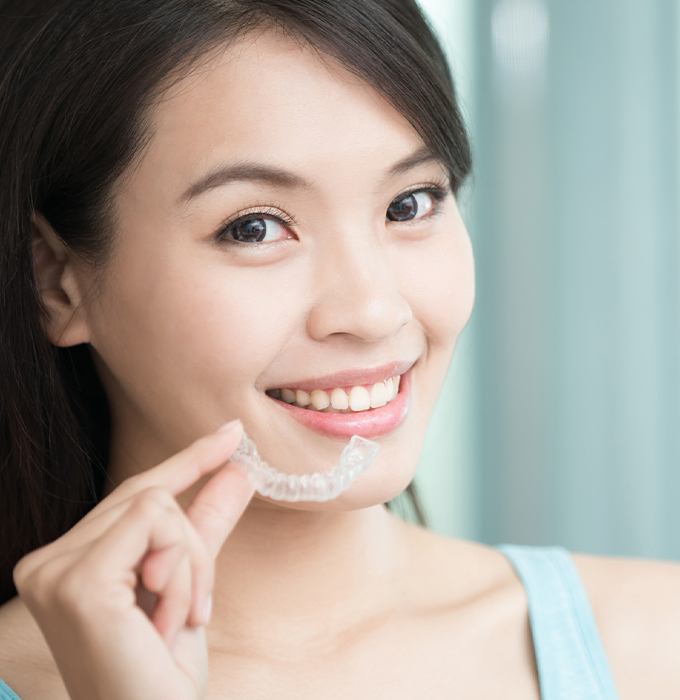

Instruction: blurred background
[401,0,680,560]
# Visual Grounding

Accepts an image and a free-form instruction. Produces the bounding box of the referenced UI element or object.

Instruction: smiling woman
[0,1,676,699]
[0,0,473,607]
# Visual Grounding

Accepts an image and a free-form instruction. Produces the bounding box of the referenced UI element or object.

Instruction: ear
[31,211,92,347]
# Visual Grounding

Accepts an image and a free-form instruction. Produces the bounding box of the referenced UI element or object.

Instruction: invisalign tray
[231,430,381,502]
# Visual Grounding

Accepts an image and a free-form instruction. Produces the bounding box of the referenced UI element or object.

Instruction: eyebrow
[177,145,442,204]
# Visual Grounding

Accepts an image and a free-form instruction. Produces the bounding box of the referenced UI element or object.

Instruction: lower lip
[266,366,413,439]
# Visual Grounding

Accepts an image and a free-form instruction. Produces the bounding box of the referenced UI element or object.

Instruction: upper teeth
[268,375,402,412]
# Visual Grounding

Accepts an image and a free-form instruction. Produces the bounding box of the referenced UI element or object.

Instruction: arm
[571,551,680,700]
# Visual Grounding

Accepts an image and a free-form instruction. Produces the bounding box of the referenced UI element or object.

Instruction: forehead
[138,29,426,196]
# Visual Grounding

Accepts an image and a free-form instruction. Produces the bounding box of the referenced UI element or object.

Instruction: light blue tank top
[497,544,620,699]
[0,681,19,700]
[0,544,619,699]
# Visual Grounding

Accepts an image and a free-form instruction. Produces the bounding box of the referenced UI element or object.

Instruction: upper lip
[267,358,417,393]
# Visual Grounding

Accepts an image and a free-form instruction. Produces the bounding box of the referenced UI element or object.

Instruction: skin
[4,27,680,699]
[35,28,475,651]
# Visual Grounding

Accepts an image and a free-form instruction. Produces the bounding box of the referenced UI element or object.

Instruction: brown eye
[216,215,290,245]
[228,217,269,243]
[386,188,445,223]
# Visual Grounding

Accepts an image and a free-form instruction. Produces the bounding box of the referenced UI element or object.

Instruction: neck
[103,420,414,658]
[197,501,411,658]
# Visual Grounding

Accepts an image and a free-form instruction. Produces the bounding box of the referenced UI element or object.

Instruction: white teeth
[349,385,371,411]
[310,389,330,410]
[268,374,402,412]
[369,381,388,408]
[295,389,311,406]
[330,387,350,410]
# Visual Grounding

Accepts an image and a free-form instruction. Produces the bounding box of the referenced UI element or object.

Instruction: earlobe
[30,211,92,347]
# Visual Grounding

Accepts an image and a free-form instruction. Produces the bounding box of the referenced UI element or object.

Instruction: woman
[0,1,678,698]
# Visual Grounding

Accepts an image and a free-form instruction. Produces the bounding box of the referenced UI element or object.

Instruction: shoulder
[570,550,680,698]
[0,595,70,699]
[400,522,680,697]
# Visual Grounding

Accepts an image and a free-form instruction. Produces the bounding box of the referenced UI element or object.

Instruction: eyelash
[213,177,451,249]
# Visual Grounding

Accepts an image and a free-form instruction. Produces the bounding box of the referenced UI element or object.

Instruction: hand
[12,419,255,700]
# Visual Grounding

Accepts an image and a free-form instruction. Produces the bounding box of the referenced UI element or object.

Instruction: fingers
[48,419,252,575]
[140,543,186,595]
[75,419,245,531]
[83,490,190,605]
[185,458,256,560]
[130,419,246,499]
[15,419,255,650]
[30,488,215,642]
[150,550,193,648]
[139,509,214,628]
[137,458,256,629]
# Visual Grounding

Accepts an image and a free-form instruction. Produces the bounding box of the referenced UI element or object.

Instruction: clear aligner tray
[231,431,381,502]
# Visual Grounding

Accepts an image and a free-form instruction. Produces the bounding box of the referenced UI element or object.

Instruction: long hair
[0,0,472,605]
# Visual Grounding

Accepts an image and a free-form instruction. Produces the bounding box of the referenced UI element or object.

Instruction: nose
[306,232,413,342]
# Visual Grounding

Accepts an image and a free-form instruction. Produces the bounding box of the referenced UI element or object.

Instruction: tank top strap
[496,544,620,700]
[0,678,21,700]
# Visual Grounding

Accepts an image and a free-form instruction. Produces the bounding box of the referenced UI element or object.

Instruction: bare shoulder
[570,550,680,699]
[0,595,69,699]
[398,519,680,698]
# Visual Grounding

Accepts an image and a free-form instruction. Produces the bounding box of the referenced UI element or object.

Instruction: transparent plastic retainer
[231,430,381,502]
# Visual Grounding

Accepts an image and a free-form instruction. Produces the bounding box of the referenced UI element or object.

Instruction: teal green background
[407,0,679,560]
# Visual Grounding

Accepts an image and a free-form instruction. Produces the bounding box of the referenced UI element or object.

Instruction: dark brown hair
[0,0,472,605]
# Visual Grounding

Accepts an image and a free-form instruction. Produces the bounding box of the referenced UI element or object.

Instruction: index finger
[184,458,257,558]
[140,419,246,497]
[76,419,248,532]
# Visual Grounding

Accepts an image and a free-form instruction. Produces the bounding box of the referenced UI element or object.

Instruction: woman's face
[82,29,475,510]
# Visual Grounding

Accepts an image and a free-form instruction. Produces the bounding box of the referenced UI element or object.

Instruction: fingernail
[216,419,243,435]
[201,594,213,624]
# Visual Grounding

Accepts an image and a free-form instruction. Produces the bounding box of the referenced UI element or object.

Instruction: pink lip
[266,365,414,439]
[268,358,417,393]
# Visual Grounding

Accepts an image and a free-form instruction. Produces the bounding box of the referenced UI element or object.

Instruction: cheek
[89,247,290,422]
[148,262,289,389]
[401,223,476,347]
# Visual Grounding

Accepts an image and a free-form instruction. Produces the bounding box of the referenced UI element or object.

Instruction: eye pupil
[233,218,268,242]
[387,194,418,222]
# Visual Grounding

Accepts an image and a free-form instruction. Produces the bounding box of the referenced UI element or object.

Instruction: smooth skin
[12,420,252,700]
[2,27,680,699]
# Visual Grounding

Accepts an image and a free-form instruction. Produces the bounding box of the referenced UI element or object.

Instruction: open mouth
[264,374,402,414]
[263,365,413,440]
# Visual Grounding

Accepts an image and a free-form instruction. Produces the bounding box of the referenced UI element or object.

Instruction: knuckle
[12,547,53,597]
[190,499,226,529]
[134,486,177,514]
[12,553,35,590]
[117,472,143,496]
[21,557,78,611]
[52,567,88,608]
